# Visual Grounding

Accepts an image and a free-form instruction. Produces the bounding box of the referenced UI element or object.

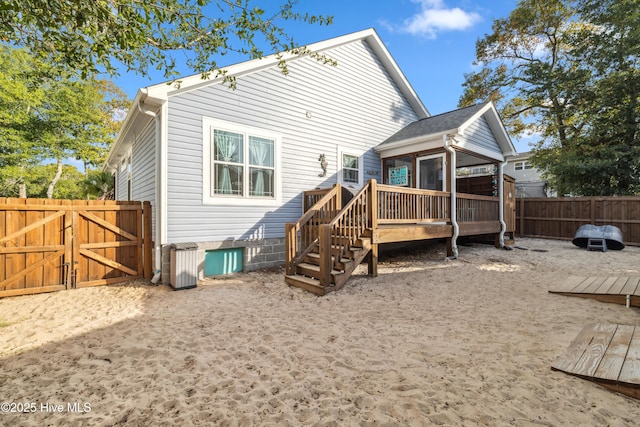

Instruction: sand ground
[1,237,640,426]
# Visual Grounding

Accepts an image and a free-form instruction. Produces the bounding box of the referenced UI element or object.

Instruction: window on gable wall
[514,161,532,171]
[203,117,280,206]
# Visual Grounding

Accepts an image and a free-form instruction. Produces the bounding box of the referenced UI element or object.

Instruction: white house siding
[115,162,128,201]
[460,116,503,158]
[163,39,419,272]
[131,120,157,236]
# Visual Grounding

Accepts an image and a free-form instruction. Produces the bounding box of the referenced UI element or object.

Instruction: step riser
[284,275,327,295]
[304,254,353,271]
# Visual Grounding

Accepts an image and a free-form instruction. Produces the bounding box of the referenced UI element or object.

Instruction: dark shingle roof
[379,102,490,147]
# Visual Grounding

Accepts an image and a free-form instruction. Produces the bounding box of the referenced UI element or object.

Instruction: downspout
[498,158,508,248]
[443,134,458,259]
[137,95,163,276]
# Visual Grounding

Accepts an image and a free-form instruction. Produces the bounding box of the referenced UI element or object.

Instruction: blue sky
[114,0,526,150]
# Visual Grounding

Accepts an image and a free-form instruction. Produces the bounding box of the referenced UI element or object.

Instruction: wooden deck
[552,323,640,399]
[286,179,515,295]
[549,276,640,307]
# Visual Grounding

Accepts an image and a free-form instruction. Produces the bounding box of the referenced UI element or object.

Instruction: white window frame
[514,161,532,171]
[337,147,364,187]
[203,117,282,206]
[416,153,447,191]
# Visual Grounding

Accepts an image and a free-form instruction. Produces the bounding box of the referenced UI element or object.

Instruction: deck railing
[287,181,503,278]
[302,187,334,213]
[376,183,451,224]
[318,182,371,287]
[285,184,342,275]
[456,193,499,222]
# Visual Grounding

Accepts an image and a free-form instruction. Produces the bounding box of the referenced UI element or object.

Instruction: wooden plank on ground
[628,277,640,296]
[572,276,598,293]
[552,323,601,373]
[572,323,617,377]
[595,325,635,381]
[554,323,640,400]
[621,277,639,296]
[583,277,608,294]
[619,327,640,384]
[551,276,587,293]
[594,276,618,294]
[608,277,630,295]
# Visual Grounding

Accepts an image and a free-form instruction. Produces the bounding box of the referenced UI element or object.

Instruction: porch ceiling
[456,151,496,168]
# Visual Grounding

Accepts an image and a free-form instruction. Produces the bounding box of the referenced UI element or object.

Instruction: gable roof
[141,28,429,117]
[378,102,489,147]
[375,101,517,158]
[105,28,430,171]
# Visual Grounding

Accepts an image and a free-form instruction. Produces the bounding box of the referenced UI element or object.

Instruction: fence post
[590,197,596,224]
[519,197,525,238]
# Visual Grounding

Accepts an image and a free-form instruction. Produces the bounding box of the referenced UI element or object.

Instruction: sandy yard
[1,237,640,426]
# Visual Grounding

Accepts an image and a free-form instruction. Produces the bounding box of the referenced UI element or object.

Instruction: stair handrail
[285,184,342,275]
[318,180,374,287]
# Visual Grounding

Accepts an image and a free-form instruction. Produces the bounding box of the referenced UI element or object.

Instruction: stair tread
[285,274,320,285]
[305,253,353,263]
[297,262,344,276]
[285,274,327,296]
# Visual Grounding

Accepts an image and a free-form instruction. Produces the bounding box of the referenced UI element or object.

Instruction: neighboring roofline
[506,151,531,161]
[143,28,430,118]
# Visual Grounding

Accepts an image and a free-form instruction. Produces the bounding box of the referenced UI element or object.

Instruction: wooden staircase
[285,181,377,295]
[285,237,371,295]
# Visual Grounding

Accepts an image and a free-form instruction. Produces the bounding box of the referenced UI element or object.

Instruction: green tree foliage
[460,0,640,196]
[0,47,128,198]
[0,0,334,82]
[82,170,115,200]
[540,0,640,195]
[0,47,45,196]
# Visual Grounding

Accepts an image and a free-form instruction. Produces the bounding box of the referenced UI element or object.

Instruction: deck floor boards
[550,276,640,307]
[552,323,640,399]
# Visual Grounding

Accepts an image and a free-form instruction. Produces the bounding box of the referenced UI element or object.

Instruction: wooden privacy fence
[0,198,152,298]
[516,197,640,246]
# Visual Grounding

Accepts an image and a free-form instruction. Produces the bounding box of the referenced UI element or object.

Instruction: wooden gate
[0,199,152,298]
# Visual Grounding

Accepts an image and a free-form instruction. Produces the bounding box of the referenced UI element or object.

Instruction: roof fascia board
[104,90,145,170]
[458,102,517,157]
[143,28,430,119]
[453,139,505,162]
[364,30,430,119]
[374,128,458,154]
[145,29,380,100]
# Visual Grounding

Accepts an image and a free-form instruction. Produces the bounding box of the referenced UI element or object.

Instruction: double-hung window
[204,118,280,205]
[338,148,363,186]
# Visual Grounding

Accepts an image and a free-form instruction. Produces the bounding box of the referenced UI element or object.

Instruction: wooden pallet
[552,323,640,399]
[549,276,640,307]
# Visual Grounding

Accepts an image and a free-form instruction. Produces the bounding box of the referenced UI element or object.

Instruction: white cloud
[401,0,481,38]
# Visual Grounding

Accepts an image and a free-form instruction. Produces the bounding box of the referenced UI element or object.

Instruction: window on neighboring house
[514,161,532,171]
[204,118,280,206]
